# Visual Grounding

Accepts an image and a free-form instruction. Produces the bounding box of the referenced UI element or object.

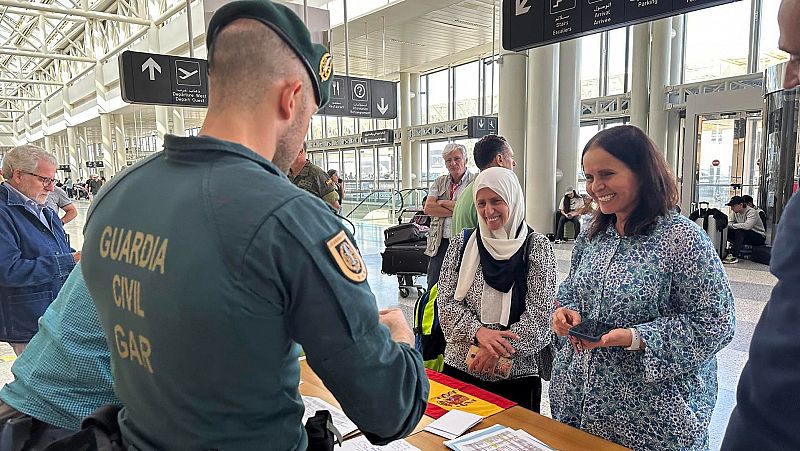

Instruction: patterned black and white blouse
[437,231,557,381]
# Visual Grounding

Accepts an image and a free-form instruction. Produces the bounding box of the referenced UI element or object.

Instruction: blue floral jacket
[550,213,735,451]
[0,183,75,342]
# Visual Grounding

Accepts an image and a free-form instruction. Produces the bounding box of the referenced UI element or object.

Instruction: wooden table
[299,360,628,450]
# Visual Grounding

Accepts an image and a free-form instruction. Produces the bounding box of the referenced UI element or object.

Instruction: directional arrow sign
[376,98,389,115]
[120,50,208,107]
[516,0,530,15]
[467,115,498,138]
[141,57,161,81]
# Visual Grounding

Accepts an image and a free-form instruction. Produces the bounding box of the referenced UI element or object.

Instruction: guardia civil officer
[289,141,339,211]
[80,2,429,449]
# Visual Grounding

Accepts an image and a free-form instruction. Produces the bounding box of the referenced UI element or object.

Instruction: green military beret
[206,0,332,108]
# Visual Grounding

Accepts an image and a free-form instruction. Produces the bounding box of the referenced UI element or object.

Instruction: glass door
[693,112,762,211]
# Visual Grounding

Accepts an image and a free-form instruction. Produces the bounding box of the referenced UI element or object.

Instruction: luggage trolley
[381,208,431,298]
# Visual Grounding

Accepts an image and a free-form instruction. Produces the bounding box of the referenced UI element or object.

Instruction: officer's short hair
[473,135,509,170]
[2,145,57,176]
[208,20,313,109]
[442,143,467,160]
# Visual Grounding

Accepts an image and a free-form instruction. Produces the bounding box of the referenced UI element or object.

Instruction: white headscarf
[454,167,528,326]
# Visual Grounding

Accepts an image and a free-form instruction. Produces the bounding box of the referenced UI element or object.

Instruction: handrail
[344,188,429,221]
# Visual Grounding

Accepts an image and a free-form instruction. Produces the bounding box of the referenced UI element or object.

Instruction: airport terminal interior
[0,0,797,450]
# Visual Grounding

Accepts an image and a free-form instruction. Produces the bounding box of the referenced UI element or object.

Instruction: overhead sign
[58,164,71,171]
[467,116,498,139]
[119,50,209,108]
[362,129,395,145]
[86,161,95,168]
[85,161,104,168]
[504,0,741,52]
[319,75,397,119]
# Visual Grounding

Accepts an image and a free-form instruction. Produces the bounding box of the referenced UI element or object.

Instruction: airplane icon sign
[175,60,201,87]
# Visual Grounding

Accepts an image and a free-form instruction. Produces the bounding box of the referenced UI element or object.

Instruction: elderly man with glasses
[0,145,79,355]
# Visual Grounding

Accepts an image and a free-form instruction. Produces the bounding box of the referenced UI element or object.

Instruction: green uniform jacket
[451,181,478,236]
[81,135,429,451]
[291,160,339,207]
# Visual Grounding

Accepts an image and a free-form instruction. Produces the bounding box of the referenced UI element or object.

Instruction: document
[443,424,556,451]
[424,409,484,439]
[302,396,359,438]
[338,436,420,450]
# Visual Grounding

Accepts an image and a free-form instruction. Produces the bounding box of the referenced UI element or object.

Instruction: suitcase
[381,242,429,275]
[690,203,729,259]
[384,223,427,247]
[751,245,771,265]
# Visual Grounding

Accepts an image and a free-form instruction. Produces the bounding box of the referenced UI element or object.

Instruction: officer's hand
[73,251,81,263]
[379,308,414,347]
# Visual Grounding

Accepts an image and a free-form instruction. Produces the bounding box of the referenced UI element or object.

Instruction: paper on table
[423,409,483,439]
[301,396,359,438]
[338,436,420,451]
[444,424,555,451]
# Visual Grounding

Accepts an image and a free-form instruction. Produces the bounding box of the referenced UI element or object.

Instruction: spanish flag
[425,369,516,419]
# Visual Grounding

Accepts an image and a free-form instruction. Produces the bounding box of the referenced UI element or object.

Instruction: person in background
[424,143,477,290]
[0,145,79,356]
[723,195,766,264]
[327,168,345,216]
[550,125,735,450]
[438,167,556,412]
[554,187,584,244]
[289,142,340,211]
[723,1,800,448]
[450,134,516,236]
[742,194,767,230]
[64,177,74,199]
[45,184,77,225]
[575,193,595,231]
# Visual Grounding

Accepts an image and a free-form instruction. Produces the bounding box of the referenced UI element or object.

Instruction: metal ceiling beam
[0,0,150,25]
[0,7,87,22]
[0,48,94,62]
[0,108,22,112]
[0,95,40,101]
[0,77,62,85]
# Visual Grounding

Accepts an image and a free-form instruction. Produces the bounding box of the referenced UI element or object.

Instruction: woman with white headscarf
[437,167,557,411]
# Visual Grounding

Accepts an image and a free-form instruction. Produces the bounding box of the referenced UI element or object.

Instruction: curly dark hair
[583,125,678,240]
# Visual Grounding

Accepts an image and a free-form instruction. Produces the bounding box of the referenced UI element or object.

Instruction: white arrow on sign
[478,118,485,128]
[376,98,389,115]
[141,57,161,81]
[516,0,531,16]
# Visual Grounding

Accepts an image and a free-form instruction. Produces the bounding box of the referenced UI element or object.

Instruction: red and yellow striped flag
[424,369,516,419]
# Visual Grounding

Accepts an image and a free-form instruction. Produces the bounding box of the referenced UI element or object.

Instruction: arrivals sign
[119,50,209,108]
[319,75,397,119]
[467,116,499,138]
[504,0,742,52]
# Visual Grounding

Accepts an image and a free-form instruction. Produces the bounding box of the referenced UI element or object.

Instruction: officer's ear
[277,80,304,121]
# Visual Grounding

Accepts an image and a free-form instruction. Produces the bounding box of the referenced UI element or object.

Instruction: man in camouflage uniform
[289,142,339,211]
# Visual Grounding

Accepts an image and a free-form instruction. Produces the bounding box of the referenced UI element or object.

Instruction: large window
[426,140,448,184]
[580,33,602,99]
[606,27,630,95]
[684,1,750,83]
[482,57,499,115]
[453,61,480,119]
[758,0,790,72]
[427,69,450,123]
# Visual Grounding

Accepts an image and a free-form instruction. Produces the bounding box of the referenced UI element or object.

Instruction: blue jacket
[722,194,800,450]
[0,183,75,342]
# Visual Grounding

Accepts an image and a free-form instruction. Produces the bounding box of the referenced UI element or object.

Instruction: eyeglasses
[22,171,56,187]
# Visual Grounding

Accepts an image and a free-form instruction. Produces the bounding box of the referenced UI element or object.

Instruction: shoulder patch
[319,52,332,82]
[326,231,367,283]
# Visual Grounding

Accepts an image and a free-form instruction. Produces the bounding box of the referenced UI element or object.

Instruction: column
[155,106,169,151]
[79,127,89,178]
[498,51,528,185]
[666,15,685,171]
[410,72,422,188]
[100,113,115,176]
[171,108,186,136]
[630,23,651,131]
[66,126,79,174]
[399,72,412,189]
[525,45,559,233]
[113,114,127,170]
[648,18,671,153]
[556,39,581,198]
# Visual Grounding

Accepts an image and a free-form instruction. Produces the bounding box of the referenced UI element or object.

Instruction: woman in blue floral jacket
[550,125,735,451]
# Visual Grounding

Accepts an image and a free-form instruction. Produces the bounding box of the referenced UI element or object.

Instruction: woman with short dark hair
[550,125,735,450]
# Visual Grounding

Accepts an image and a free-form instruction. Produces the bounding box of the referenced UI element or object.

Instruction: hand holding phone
[568,319,616,343]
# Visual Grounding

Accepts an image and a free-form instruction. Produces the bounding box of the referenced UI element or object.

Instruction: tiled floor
[0,204,776,450]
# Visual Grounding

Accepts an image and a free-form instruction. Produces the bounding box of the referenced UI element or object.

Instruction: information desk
[299,360,628,450]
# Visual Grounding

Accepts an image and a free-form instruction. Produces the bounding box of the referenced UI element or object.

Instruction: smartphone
[465,345,513,379]
[568,319,616,342]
